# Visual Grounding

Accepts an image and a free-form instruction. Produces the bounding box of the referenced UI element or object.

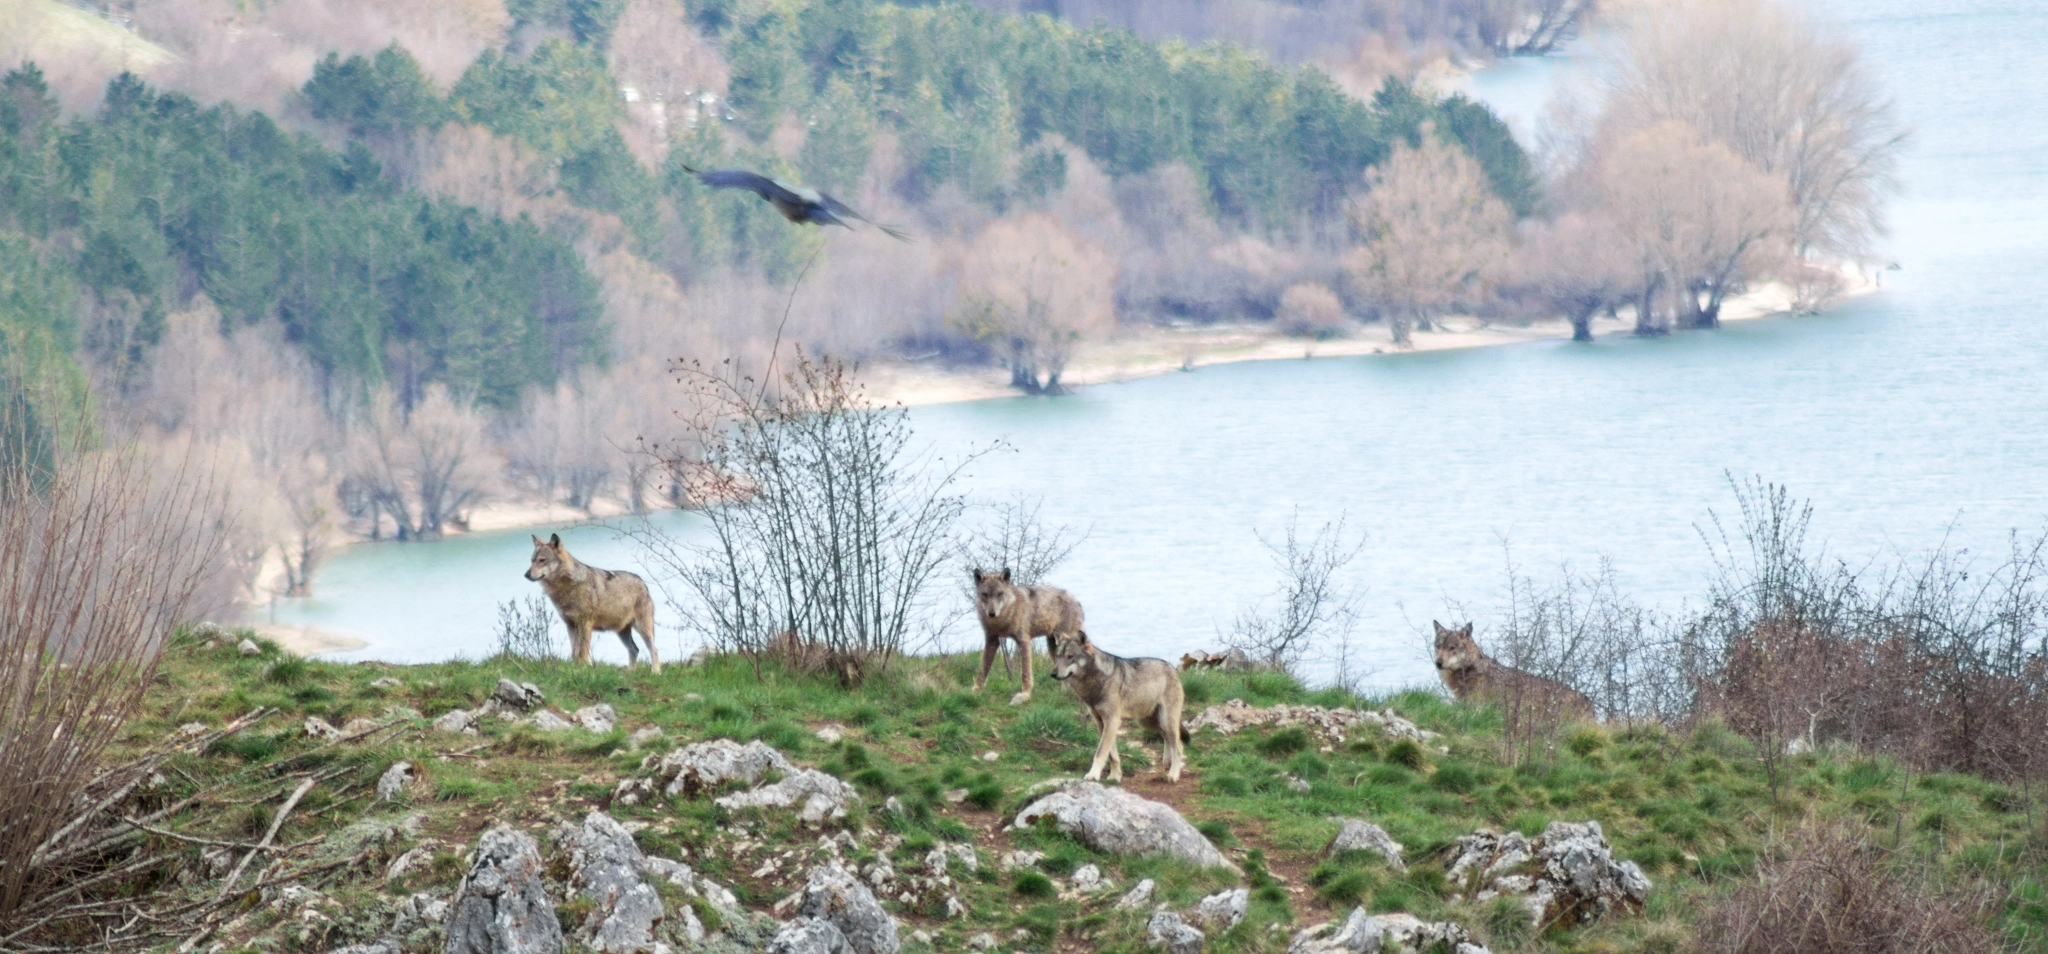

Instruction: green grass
[99,628,2048,954]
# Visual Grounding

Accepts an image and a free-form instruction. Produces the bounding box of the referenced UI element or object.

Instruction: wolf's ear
[532,534,545,546]
[1458,623,1473,638]
[549,533,562,548]
[1433,620,1448,636]
[1001,567,1012,582]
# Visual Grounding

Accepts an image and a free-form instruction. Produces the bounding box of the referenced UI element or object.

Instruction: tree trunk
[1569,304,1596,342]
[1389,310,1414,348]
[1634,277,1667,336]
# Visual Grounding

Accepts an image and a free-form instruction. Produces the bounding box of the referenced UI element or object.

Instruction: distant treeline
[0,66,604,416]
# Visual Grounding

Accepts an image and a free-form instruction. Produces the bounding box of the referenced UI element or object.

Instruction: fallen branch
[215,777,315,901]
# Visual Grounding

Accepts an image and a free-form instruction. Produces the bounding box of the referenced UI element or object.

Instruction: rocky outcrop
[1185,699,1439,746]
[1011,781,1238,873]
[480,680,545,720]
[377,762,415,802]
[1286,909,1492,954]
[1444,821,1649,928]
[433,709,478,734]
[715,769,859,825]
[1116,879,1156,909]
[575,705,618,733]
[794,864,899,954]
[1147,910,1205,954]
[529,711,575,732]
[1192,887,1248,931]
[768,918,851,954]
[647,739,796,797]
[444,827,562,954]
[1326,818,1405,872]
[557,812,664,953]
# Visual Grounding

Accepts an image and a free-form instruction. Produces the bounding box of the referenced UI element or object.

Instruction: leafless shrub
[1696,817,2008,954]
[635,351,982,684]
[1227,511,1366,674]
[1492,553,1684,723]
[0,424,234,928]
[1277,282,1350,339]
[962,494,1087,587]
[493,594,559,661]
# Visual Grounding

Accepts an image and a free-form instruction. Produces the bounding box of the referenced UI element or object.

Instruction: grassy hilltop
[118,630,2048,954]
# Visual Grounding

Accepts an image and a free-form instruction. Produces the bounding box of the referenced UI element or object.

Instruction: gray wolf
[972,568,1084,705]
[525,534,661,672]
[1432,621,1592,720]
[1050,632,1188,783]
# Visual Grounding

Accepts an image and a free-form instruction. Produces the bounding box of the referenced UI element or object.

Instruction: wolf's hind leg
[1010,634,1034,706]
[617,626,640,667]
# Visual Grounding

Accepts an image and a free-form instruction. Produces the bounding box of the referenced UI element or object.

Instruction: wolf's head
[1050,631,1098,681]
[526,534,567,582]
[1433,621,1480,673]
[972,568,1017,622]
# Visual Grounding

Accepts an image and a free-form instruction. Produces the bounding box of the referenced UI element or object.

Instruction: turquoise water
[279,0,2048,686]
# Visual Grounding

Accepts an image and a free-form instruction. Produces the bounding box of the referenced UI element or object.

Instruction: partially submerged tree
[343,385,495,540]
[1512,212,1629,341]
[1345,133,1512,347]
[952,214,1117,394]
[1595,121,1793,331]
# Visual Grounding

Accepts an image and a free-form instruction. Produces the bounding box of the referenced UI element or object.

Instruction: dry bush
[0,427,234,927]
[1696,818,2007,954]
[1227,511,1366,674]
[1598,0,1905,262]
[962,494,1087,588]
[635,351,981,683]
[1346,130,1513,346]
[1277,282,1349,338]
[953,213,1117,394]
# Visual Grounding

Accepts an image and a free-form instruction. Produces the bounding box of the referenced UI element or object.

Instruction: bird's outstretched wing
[815,191,912,241]
[682,165,806,206]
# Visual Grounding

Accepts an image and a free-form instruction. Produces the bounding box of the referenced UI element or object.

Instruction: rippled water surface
[279,0,2048,685]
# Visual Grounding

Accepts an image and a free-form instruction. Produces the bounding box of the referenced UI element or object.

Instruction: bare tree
[1599,0,1906,263]
[1227,511,1367,674]
[1473,0,1595,56]
[963,494,1087,586]
[1345,132,1512,347]
[504,380,618,510]
[636,351,981,683]
[1594,121,1793,331]
[343,385,495,540]
[1510,212,1629,341]
[953,213,1118,394]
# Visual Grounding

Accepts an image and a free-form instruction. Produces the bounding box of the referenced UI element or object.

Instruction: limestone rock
[1070,863,1109,892]
[342,717,381,736]
[560,811,664,953]
[648,739,795,797]
[378,761,415,802]
[1444,821,1648,928]
[1193,887,1248,931]
[371,676,405,690]
[628,726,662,747]
[575,705,618,734]
[434,709,479,734]
[1011,781,1238,873]
[769,918,851,954]
[1185,699,1438,746]
[1147,910,1204,954]
[1116,879,1156,909]
[1326,818,1405,872]
[815,723,845,743]
[481,680,545,720]
[530,710,575,732]
[304,716,343,741]
[386,843,439,884]
[238,638,261,656]
[444,826,562,954]
[1286,909,1492,954]
[795,864,899,954]
[715,769,858,825]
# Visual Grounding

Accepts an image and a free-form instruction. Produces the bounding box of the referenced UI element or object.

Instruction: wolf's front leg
[1009,635,1034,706]
[974,636,1000,693]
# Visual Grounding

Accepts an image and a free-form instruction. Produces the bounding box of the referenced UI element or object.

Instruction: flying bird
[681,164,909,240]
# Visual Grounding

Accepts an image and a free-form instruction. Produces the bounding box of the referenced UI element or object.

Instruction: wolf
[972,568,1084,705]
[1432,621,1592,720]
[1050,632,1188,783]
[525,534,661,672]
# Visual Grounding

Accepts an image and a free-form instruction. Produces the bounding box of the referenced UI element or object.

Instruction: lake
[275,0,2048,688]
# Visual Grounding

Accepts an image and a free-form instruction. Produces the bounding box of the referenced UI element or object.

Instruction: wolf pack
[524,534,1592,786]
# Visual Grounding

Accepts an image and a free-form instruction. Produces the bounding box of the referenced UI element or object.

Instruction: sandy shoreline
[250,622,369,657]
[861,271,1876,408]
